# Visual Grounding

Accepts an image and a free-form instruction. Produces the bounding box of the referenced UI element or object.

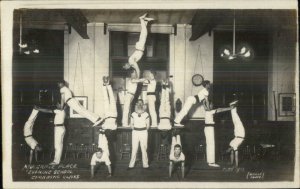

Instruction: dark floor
[13,154,294,182]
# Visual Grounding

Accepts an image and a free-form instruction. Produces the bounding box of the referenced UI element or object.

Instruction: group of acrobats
[22,14,245,179]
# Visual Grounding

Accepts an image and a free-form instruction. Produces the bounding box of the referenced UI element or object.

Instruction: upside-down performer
[23,107,42,164]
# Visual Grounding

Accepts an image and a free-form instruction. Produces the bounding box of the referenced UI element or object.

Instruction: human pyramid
[24,13,245,179]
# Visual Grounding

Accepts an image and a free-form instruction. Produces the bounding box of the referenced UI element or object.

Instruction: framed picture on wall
[278,93,296,116]
[70,96,88,118]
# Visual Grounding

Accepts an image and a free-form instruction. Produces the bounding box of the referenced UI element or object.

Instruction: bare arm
[29,149,34,165]
[91,165,95,178]
[169,161,173,177]
[107,165,112,177]
[215,107,233,114]
[35,106,53,113]
[129,62,141,78]
[130,116,134,129]
[181,161,185,179]
[131,78,147,83]
[146,116,150,130]
[203,98,210,110]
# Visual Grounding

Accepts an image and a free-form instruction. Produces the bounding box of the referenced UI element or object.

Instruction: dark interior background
[213,31,269,123]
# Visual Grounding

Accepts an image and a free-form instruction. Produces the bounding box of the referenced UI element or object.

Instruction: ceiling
[14,9,297,40]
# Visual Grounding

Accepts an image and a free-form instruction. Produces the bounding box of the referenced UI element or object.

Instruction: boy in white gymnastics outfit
[122,69,148,127]
[23,107,42,164]
[35,102,66,165]
[57,80,103,127]
[203,101,236,168]
[174,80,211,127]
[128,100,150,169]
[169,130,185,179]
[227,101,245,168]
[123,13,155,78]
[98,76,118,156]
[90,148,112,178]
[144,70,158,127]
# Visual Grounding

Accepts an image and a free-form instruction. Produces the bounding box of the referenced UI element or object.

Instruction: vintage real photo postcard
[1,0,299,188]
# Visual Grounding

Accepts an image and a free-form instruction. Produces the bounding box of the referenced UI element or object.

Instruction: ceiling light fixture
[220,11,253,61]
[18,13,40,55]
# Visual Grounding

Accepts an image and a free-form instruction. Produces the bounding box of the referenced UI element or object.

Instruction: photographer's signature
[246,171,265,180]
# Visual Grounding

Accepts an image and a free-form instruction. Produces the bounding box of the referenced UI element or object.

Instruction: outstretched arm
[215,107,233,114]
[34,106,53,113]
[131,78,147,83]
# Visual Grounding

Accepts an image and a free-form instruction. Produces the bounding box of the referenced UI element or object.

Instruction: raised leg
[68,98,100,123]
[174,96,196,124]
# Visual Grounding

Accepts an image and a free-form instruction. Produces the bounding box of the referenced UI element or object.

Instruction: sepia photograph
[1,0,299,188]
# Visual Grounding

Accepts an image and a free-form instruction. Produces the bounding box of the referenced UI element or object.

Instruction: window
[109,31,169,92]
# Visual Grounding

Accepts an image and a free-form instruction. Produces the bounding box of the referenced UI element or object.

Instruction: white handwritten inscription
[23,164,80,181]
[246,171,265,180]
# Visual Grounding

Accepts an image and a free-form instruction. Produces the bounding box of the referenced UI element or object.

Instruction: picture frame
[69,96,88,118]
[278,93,296,117]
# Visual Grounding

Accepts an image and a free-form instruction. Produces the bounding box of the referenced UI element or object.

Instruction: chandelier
[18,13,39,55]
[220,11,253,61]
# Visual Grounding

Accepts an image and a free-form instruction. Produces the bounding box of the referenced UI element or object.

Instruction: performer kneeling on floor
[57,80,103,127]
[23,107,42,164]
[174,80,211,126]
[90,148,112,178]
[169,130,185,179]
[128,100,150,169]
[227,101,245,168]
[35,102,66,165]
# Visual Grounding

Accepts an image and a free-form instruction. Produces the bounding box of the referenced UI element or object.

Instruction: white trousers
[98,133,109,156]
[129,130,149,168]
[204,126,215,164]
[122,94,134,126]
[147,95,157,126]
[158,88,172,130]
[53,126,66,164]
[67,98,99,123]
[24,109,39,150]
[229,108,245,150]
[25,137,38,150]
[128,18,147,63]
[102,85,117,130]
[174,96,196,123]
